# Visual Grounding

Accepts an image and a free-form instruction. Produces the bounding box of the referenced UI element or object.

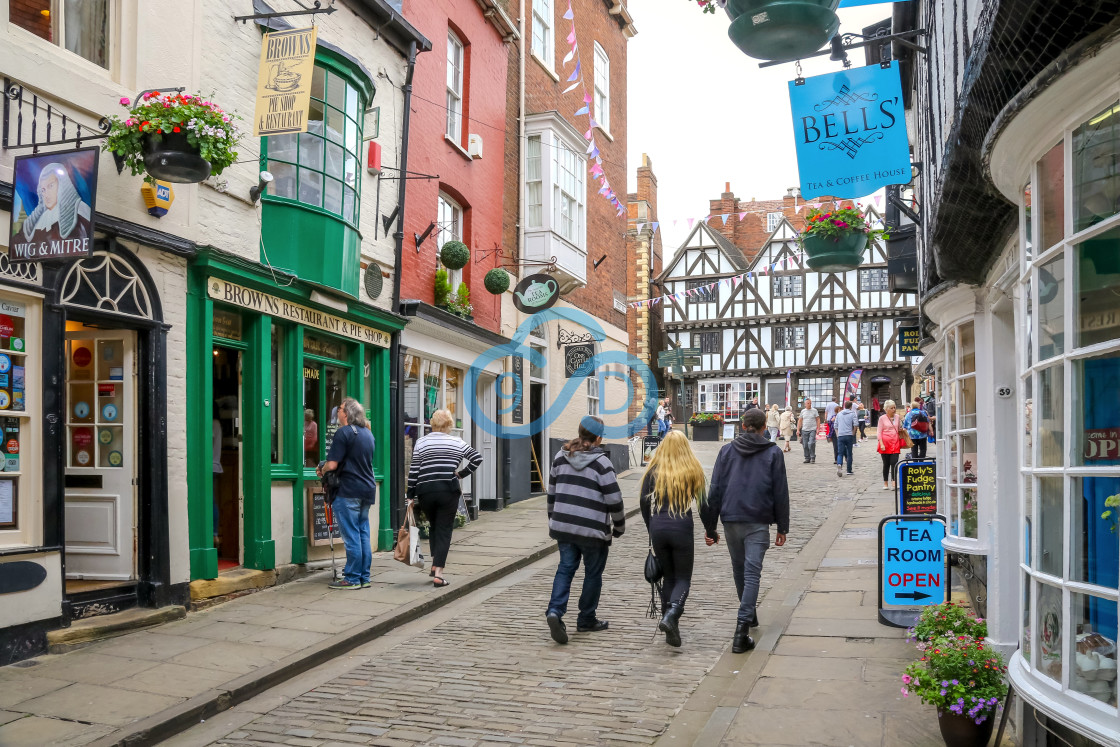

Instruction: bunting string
[629,197,893,237]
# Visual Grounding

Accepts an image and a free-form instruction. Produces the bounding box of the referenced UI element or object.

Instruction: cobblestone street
[169,436,909,747]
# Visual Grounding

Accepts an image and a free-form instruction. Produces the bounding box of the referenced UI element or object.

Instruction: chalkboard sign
[641,435,661,466]
[898,460,937,515]
[309,487,342,546]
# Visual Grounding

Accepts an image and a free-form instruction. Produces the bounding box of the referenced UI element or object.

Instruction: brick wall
[707,185,855,262]
[626,154,663,421]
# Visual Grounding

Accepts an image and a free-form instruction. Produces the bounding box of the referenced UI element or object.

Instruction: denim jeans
[800,429,816,461]
[547,541,609,627]
[723,522,770,625]
[837,434,855,473]
[657,419,667,437]
[332,496,371,584]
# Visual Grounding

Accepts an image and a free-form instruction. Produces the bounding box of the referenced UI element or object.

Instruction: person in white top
[655,401,667,438]
[796,398,820,463]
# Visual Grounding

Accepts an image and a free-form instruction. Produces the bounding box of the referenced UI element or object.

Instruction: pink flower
[901,687,909,696]
[119,97,130,106]
[125,118,135,126]
[901,675,912,684]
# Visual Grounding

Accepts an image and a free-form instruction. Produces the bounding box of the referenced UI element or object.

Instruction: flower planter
[802,231,866,272]
[691,422,720,441]
[725,0,840,62]
[142,132,211,183]
[936,708,995,747]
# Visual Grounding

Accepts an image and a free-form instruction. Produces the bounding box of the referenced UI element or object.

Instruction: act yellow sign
[253,26,318,137]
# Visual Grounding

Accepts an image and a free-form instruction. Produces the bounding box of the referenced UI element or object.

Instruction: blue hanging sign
[788,61,910,199]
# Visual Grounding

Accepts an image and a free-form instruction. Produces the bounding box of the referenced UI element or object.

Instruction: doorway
[213,346,241,569]
[474,376,497,513]
[529,382,545,493]
[63,326,137,594]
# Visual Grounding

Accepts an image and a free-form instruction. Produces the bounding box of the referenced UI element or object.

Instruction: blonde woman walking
[640,431,706,647]
[765,404,781,442]
[778,406,795,453]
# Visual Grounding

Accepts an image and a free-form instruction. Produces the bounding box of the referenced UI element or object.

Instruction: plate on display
[107,450,123,467]
[99,429,114,445]
[76,450,91,466]
[74,401,90,418]
[102,403,118,421]
[0,355,10,374]
[0,391,8,409]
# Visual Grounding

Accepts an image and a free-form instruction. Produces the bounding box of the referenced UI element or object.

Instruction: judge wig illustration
[22,163,92,241]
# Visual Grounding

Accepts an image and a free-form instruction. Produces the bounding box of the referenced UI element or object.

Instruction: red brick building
[627,154,663,423]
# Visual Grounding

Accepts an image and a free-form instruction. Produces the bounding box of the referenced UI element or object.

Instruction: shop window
[1073,101,1120,233]
[302,355,349,468]
[1075,225,1120,349]
[1037,255,1064,360]
[9,0,111,69]
[797,377,833,406]
[939,321,979,539]
[697,381,757,420]
[0,295,33,543]
[264,61,364,226]
[1037,364,1064,467]
[402,354,466,462]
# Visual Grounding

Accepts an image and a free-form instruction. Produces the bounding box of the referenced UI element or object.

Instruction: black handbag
[644,540,664,619]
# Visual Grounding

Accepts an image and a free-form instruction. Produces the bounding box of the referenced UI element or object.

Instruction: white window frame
[446,31,464,144]
[437,193,464,291]
[797,377,834,406]
[8,0,117,74]
[937,320,979,543]
[767,212,783,233]
[697,380,758,419]
[531,0,553,68]
[593,42,610,134]
[859,320,882,346]
[587,375,599,416]
[860,267,890,292]
[526,135,543,228]
[553,141,584,246]
[773,275,803,298]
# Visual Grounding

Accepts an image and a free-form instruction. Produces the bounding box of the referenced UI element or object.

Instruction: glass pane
[267,161,297,199]
[1022,574,1032,664]
[1024,478,1034,566]
[958,322,975,374]
[345,115,359,156]
[303,367,321,467]
[947,485,960,535]
[310,66,325,102]
[325,142,344,179]
[946,327,957,378]
[961,486,978,539]
[530,344,546,380]
[1025,277,1034,368]
[1072,476,1120,588]
[64,0,110,68]
[271,327,282,464]
[422,360,441,420]
[946,380,957,435]
[1038,142,1065,251]
[298,168,323,207]
[268,133,298,163]
[324,178,342,216]
[1074,351,1120,467]
[959,376,976,430]
[1023,374,1033,468]
[308,98,324,128]
[1076,225,1120,349]
[959,433,977,485]
[343,187,356,225]
[1024,182,1033,261]
[1038,364,1064,467]
[326,107,345,145]
[345,84,359,121]
[445,366,463,432]
[10,0,51,42]
[323,365,347,455]
[1069,593,1119,704]
[1037,582,1063,683]
[1073,101,1120,233]
[326,71,345,111]
[299,131,324,169]
[1038,476,1064,577]
[948,434,959,483]
[1037,255,1065,360]
[344,153,358,190]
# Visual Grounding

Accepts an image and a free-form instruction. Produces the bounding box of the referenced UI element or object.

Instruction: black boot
[731,621,755,654]
[658,603,684,648]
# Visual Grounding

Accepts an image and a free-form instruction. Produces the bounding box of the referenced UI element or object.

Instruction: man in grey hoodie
[545,416,625,644]
[700,408,789,654]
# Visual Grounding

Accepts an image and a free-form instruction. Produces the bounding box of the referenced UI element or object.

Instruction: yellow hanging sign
[253,26,318,137]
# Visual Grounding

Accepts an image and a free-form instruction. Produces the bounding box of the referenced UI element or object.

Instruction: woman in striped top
[407,409,483,587]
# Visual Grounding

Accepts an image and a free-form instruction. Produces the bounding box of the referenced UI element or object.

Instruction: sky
[625,0,892,250]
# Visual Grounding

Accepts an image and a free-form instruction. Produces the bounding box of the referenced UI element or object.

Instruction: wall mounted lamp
[249,171,274,203]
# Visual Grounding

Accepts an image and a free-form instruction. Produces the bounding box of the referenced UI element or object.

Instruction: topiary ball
[440,241,470,270]
[484,268,510,295]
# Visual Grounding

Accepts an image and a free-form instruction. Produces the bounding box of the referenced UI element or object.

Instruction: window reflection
[1073,101,1120,233]
[1076,226,1120,349]
[1038,142,1065,251]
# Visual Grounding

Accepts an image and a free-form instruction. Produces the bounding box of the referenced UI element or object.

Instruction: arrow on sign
[894,591,931,601]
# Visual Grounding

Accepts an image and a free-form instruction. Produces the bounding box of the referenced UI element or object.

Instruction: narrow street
[164,437,947,747]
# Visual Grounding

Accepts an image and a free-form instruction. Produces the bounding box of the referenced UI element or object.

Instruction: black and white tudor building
[656,213,917,424]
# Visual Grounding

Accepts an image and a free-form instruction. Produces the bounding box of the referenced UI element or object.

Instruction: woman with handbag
[640,430,706,647]
[316,398,377,590]
[876,399,905,492]
[407,409,482,587]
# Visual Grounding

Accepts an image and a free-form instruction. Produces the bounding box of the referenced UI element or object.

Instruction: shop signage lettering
[208,278,390,348]
[308,487,342,546]
[564,343,594,378]
[879,516,948,617]
[898,460,937,515]
[788,62,910,199]
[512,274,560,313]
[510,356,524,424]
[8,148,98,263]
[253,26,318,137]
[1085,428,1120,461]
[212,309,243,341]
[898,325,921,357]
[1080,309,1120,335]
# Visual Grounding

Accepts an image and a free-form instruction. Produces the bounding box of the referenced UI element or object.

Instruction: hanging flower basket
[104,92,242,184]
[440,241,470,270]
[484,269,510,295]
[798,206,885,272]
[724,0,840,62]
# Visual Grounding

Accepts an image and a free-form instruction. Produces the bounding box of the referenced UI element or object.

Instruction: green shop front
[186,254,401,582]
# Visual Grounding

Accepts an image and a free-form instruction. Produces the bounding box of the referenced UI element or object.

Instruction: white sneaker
[836,465,843,477]
[883,485,890,491]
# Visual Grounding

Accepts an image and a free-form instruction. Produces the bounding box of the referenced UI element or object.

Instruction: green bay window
[260,47,373,297]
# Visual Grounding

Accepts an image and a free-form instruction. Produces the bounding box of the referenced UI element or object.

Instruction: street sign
[657,350,683,366]
[898,459,937,515]
[681,356,702,366]
[679,347,701,356]
[878,514,949,628]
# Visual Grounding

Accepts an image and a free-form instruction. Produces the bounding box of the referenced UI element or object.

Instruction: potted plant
[104,92,241,184]
[450,282,473,320]
[719,0,840,62]
[689,412,723,442]
[440,240,470,270]
[484,268,510,295]
[908,600,988,645]
[902,632,1007,747]
[434,268,451,309]
[798,206,887,272]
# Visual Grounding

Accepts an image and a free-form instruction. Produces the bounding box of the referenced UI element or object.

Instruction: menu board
[308,487,342,546]
[898,460,937,515]
[0,479,14,526]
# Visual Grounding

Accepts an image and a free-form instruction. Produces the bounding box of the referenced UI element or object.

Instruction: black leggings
[911,438,928,459]
[418,491,459,567]
[649,515,695,610]
[858,422,867,439]
[881,452,900,483]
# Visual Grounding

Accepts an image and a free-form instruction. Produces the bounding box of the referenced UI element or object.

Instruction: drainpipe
[388,40,418,541]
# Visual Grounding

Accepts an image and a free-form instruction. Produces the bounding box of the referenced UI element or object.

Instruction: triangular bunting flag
[687,218,695,229]
[721,214,729,224]
[738,212,747,221]
[567,62,580,82]
[651,222,659,232]
[566,28,576,45]
[563,46,577,66]
[574,105,588,116]
[562,80,580,93]
[636,223,645,233]
[563,4,573,19]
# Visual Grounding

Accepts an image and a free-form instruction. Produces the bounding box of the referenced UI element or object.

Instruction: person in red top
[876,399,903,491]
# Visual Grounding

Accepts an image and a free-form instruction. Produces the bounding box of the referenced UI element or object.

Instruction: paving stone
[22,652,159,686]
[759,654,865,680]
[11,682,182,726]
[92,630,214,661]
[168,640,293,674]
[0,675,73,708]
[0,714,113,746]
[721,706,883,745]
[113,661,234,698]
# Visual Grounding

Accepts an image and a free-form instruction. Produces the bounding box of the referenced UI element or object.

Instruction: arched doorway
[53,243,171,618]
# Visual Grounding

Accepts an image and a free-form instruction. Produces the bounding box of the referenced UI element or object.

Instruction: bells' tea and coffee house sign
[208,278,389,348]
[8,148,98,263]
[254,26,319,137]
[788,62,910,199]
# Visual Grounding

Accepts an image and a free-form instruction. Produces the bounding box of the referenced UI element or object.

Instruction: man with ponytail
[545,416,625,644]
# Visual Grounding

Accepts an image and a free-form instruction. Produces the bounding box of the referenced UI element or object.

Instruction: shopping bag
[408,525,425,568]
[456,494,472,525]
[394,502,419,566]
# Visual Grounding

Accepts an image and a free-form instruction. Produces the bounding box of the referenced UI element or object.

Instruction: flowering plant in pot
[797,206,887,272]
[104,92,242,184]
[688,412,723,424]
[908,600,988,645]
[902,633,1007,747]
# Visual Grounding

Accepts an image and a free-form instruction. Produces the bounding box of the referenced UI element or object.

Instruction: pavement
[0,435,1011,747]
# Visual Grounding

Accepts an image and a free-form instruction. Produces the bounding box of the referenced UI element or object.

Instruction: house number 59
[996,386,1013,398]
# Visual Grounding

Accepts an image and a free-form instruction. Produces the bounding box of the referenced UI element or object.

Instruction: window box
[691,421,720,441]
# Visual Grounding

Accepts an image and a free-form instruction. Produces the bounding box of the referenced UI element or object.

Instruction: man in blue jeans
[700,408,790,654]
[834,400,858,477]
